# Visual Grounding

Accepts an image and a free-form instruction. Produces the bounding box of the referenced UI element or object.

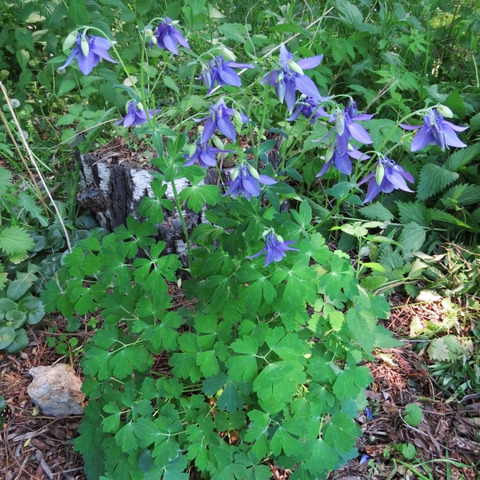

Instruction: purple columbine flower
[184,141,233,168]
[224,164,276,199]
[249,233,299,266]
[333,100,373,154]
[154,18,190,54]
[361,157,414,203]
[316,146,370,177]
[61,34,117,75]
[115,101,159,127]
[262,45,323,113]
[199,99,248,143]
[400,108,468,151]
[201,56,254,95]
[287,94,330,125]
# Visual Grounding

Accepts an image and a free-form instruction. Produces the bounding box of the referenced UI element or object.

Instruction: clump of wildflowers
[199,99,248,143]
[225,164,276,199]
[116,101,159,127]
[361,157,414,203]
[184,141,233,168]
[400,107,468,151]
[61,33,117,75]
[262,45,324,113]
[153,18,190,54]
[201,56,254,95]
[249,232,299,266]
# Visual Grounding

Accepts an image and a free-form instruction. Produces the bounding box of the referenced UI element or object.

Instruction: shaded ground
[1,298,479,480]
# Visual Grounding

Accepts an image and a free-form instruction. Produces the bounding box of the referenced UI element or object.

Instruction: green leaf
[0,327,16,349]
[441,183,480,208]
[163,75,180,94]
[398,222,426,253]
[0,167,12,190]
[336,0,364,27]
[332,366,372,400]
[359,202,394,222]
[5,328,29,352]
[305,439,338,476]
[427,335,464,362]
[401,442,416,460]
[179,184,222,213]
[444,143,480,171]
[217,382,244,413]
[253,361,306,413]
[115,422,137,453]
[404,403,423,426]
[218,23,247,42]
[0,227,34,257]
[396,202,431,226]
[195,350,219,377]
[68,0,90,24]
[417,163,458,201]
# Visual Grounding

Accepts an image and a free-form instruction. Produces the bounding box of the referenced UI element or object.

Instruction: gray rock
[27,364,84,417]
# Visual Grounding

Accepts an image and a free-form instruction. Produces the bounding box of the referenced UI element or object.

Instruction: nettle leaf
[253,361,306,413]
[336,0,364,27]
[417,163,458,201]
[0,167,12,190]
[359,202,394,222]
[0,227,34,258]
[398,222,426,253]
[396,202,431,226]
[427,335,465,362]
[441,183,480,208]
[444,142,480,171]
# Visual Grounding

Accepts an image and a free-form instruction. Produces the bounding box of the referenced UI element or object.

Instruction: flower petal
[201,117,216,143]
[217,66,241,87]
[217,115,237,141]
[348,122,373,144]
[258,174,276,185]
[296,54,323,70]
[295,75,320,99]
[411,126,434,152]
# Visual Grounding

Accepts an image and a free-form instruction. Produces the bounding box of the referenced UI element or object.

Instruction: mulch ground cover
[1,296,478,480]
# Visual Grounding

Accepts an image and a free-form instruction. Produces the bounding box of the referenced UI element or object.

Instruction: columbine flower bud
[136,102,145,111]
[247,164,260,180]
[218,46,236,61]
[233,110,243,127]
[231,166,240,181]
[188,143,197,156]
[80,36,90,57]
[212,135,225,151]
[375,162,385,186]
[336,111,345,136]
[436,104,453,118]
[325,147,334,162]
[63,31,78,53]
[287,60,304,75]
[57,67,66,75]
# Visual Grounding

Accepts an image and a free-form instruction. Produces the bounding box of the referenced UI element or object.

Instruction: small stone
[27,364,84,417]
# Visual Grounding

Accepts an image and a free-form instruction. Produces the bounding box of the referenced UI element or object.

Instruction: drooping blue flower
[361,157,414,203]
[199,99,248,143]
[249,233,299,266]
[201,56,254,95]
[287,93,330,125]
[262,45,323,113]
[61,34,117,75]
[333,100,373,154]
[400,108,468,151]
[184,141,233,168]
[316,145,370,177]
[224,164,276,199]
[115,101,159,127]
[153,18,190,54]
[359,454,370,466]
